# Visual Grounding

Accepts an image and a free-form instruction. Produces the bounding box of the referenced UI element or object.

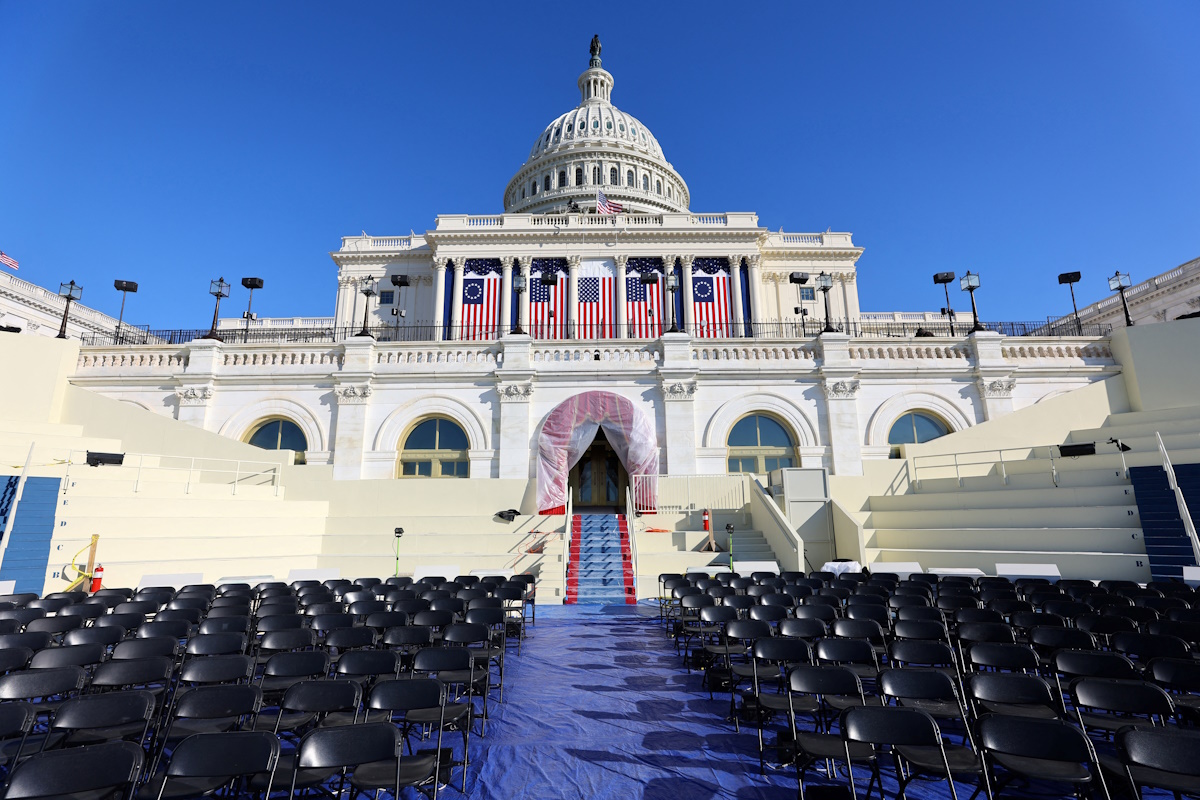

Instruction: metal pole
[116,292,127,345]
[244,287,255,343]
[1119,286,1134,327]
[1069,283,1082,335]
[968,288,983,332]
[942,283,955,336]
[57,297,74,339]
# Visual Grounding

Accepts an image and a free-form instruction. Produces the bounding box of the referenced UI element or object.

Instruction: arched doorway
[569,428,628,509]
[536,391,658,514]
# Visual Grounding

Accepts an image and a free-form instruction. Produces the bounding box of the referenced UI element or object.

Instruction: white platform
[995,562,1062,581]
[286,568,340,583]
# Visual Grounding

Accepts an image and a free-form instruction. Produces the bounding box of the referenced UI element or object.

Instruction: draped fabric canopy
[537,391,658,514]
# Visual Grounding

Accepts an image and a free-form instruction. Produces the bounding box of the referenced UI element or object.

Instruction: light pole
[933,272,956,336]
[640,272,659,338]
[510,273,526,335]
[203,278,230,341]
[816,272,835,333]
[56,281,83,339]
[960,271,984,333]
[790,271,810,337]
[1109,271,1133,327]
[390,274,410,340]
[665,271,680,333]
[1058,271,1082,335]
[113,280,137,344]
[355,276,377,338]
[241,277,263,342]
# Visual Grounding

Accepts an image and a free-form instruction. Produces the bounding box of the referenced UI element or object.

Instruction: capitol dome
[503,38,690,215]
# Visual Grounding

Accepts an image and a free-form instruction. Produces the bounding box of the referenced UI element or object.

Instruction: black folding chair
[977,714,1110,800]
[1116,725,1200,799]
[4,740,143,799]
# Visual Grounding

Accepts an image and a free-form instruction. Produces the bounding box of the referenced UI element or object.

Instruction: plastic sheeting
[536,391,658,514]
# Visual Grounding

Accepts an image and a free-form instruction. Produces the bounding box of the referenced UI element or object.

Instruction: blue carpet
[467,605,936,800]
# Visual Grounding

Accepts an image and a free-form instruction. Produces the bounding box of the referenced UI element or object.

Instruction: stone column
[614,255,628,338]
[659,334,698,474]
[746,254,765,337]
[449,259,465,340]
[818,333,862,476]
[970,331,1014,421]
[567,255,581,339]
[331,338,376,481]
[516,257,531,332]
[432,258,448,341]
[173,338,220,429]
[728,255,746,337]
[680,255,696,333]
[500,257,513,334]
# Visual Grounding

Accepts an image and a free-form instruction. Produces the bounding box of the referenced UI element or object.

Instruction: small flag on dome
[0,251,17,270]
[596,190,623,215]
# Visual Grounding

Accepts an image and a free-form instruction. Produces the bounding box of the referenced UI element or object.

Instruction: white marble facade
[9,40,1131,484]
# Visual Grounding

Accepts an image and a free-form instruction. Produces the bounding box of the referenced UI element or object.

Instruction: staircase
[0,478,61,594]
[862,406,1200,581]
[566,514,635,605]
[1129,464,1200,581]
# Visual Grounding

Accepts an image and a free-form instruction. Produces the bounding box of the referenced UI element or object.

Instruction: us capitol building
[5,39,1122,514]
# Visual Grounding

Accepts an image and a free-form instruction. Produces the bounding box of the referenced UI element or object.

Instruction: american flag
[596,190,623,215]
[626,274,662,338]
[578,276,614,339]
[0,251,17,270]
[531,263,566,339]
[692,272,732,338]
[460,260,501,340]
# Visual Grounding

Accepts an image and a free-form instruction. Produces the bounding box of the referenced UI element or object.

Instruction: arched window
[887,412,949,446]
[543,175,551,192]
[592,166,601,184]
[656,180,662,195]
[558,170,567,188]
[642,175,649,191]
[399,417,469,478]
[575,167,583,186]
[726,414,796,474]
[626,170,634,187]
[531,180,537,195]
[609,167,618,185]
[247,418,308,464]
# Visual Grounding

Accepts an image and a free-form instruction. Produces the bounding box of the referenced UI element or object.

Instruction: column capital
[821,379,860,400]
[747,254,762,269]
[661,380,697,401]
[663,255,678,268]
[452,259,465,273]
[977,376,1016,398]
[512,255,529,270]
[614,254,629,269]
[566,255,581,269]
[334,384,373,405]
[679,254,695,268]
[174,385,213,407]
[497,380,535,403]
[728,255,745,270]
[432,257,449,272]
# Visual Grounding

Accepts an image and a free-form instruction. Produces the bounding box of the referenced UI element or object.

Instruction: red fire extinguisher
[702,509,710,532]
[90,565,104,593]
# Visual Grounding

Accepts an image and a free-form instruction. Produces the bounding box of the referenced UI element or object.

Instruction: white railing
[625,486,638,598]
[62,450,282,496]
[1156,432,1200,566]
[630,474,747,514]
[911,445,1062,488]
[562,495,573,599]
[910,440,1130,489]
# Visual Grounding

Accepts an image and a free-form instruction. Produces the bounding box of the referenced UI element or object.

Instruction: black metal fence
[78,318,1114,347]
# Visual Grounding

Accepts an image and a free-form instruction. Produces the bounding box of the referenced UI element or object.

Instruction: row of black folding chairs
[0,675,463,800]
[673,607,1200,799]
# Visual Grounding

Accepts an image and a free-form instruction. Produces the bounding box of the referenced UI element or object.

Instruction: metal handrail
[62,449,281,496]
[625,486,638,601]
[1156,432,1200,566]
[562,495,572,601]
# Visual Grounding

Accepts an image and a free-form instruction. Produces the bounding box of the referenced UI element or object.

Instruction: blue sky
[1,2,1197,329]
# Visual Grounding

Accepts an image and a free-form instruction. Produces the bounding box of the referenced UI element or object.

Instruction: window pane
[728,458,740,473]
[778,457,794,469]
[887,413,918,445]
[277,421,308,453]
[765,458,779,472]
[435,419,468,451]
[912,413,948,443]
[756,416,793,448]
[416,461,432,477]
[405,420,437,450]
[402,461,417,476]
[248,420,281,450]
[728,417,758,447]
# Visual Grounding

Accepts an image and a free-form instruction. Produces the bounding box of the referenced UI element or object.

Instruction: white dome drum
[503,38,690,216]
